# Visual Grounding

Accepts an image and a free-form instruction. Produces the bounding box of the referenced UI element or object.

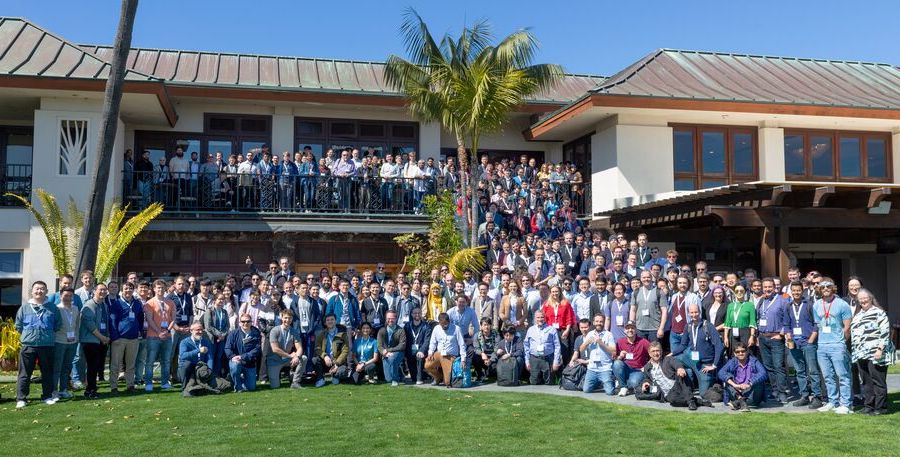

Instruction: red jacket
[542,301,576,330]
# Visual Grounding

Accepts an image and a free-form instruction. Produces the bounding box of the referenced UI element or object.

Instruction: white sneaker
[391,381,399,387]
[817,403,835,412]
[833,406,852,415]
[15,400,26,409]
[145,383,154,392]
[618,387,629,397]
[44,397,58,406]
[415,381,423,385]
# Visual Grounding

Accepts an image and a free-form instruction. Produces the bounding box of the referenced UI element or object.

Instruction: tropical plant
[385,8,564,246]
[5,189,162,282]
[394,191,484,278]
[0,318,21,370]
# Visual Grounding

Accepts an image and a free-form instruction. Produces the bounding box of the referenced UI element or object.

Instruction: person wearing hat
[811,278,854,414]
[612,320,649,396]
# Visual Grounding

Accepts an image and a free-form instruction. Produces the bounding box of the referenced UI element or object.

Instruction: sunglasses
[240,320,251,324]
[734,350,747,354]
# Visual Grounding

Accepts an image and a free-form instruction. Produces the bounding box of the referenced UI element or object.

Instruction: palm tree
[384,8,563,246]
[76,0,140,277]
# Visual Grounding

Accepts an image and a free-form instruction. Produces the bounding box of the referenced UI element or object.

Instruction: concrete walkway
[413,374,900,414]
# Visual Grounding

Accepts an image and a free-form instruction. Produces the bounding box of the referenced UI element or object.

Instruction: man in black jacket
[404,307,432,385]
[639,341,712,410]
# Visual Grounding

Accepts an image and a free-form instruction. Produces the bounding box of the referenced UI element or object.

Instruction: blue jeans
[144,337,172,385]
[726,382,765,406]
[52,342,77,393]
[210,340,226,378]
[789,343,821,398]
[382,352,403,382]
[70,342,84,383]
[229,361,257,392]
[301,179,316,209]
[817,343,852,408]
[612,360,645,389]
[582,369,615,394]
[677,353,716,395]
[759,335,787,396]
[134,339,147,385]
[669,331,685,355]
[380,182,394,209]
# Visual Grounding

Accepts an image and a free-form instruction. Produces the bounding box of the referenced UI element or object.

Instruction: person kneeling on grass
[718,342,768,411]
[425,313,467,387]
[225,313,262,392]
[313,314,351,387]
[377,310,406,386]
[267,310,306,389]
[473,317,500,383]
[639,341,712,410]
[612,321,649,396]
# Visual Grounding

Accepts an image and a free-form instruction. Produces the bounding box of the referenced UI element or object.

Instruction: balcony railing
[1,164,32,207]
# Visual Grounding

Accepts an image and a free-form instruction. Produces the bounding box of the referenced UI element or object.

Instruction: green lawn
[1,382,898,457]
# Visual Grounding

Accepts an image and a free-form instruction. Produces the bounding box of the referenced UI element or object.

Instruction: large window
[0,251,23,306]
[784,129,891,181]
[0,126,33,206]
[563,134,592,177]
[294,117,418,158]
[135,114,272,164]
[672,125,758,191]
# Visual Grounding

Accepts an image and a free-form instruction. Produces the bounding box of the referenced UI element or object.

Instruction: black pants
[528,354,553,385]
[82,342,108,394]
[473,354,496,379]
[312,356,349,380]
[406,352,427,383]
[17,345,55,401]
[857,360,888,412]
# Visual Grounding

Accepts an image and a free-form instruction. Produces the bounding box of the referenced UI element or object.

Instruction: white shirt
[428,323,466,357]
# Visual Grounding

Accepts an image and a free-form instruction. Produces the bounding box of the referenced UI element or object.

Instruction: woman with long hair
[541,285,576,364]
[499,279,526,334]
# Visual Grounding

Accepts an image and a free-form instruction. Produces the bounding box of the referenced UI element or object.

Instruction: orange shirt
[144,296,176,339]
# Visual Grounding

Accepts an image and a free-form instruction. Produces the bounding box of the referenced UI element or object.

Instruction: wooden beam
[703,206,764,227]
[764,184,792,206]
[813,186,835,207]
[782,208,900,228]
[868,187,892,208]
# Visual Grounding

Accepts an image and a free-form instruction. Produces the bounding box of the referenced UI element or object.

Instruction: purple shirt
[603,298,630,341]
[734,361,753,385]
[756,294,790,334]
[332,159,355,177]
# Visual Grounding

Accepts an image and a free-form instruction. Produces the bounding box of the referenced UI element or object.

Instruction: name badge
[690,351,700,361]
[552,323,560,330]
[793,327,802,336]
[675,315,683,323]
[66,331,76,342]
[373,316,381,326]
[650,386,658,394]
[641,309,650,317]
[822,326,832,334]
[535,349,544,356]
[143,321,149,330]
[300,318,310,328]
[759,318,768,327]
[401,316,409,325]
[161,320,169,329]
[616,315,624,326]
[178,316,188,324]
[128,311,135,320]
[99,322,107,331]
[411,344,419,352]
[625,352,634,360]
[732,328,739,337]
[568,262,576,268]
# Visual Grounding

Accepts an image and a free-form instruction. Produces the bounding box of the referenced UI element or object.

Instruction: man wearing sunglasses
[225,313,262,392]
[719,342,768,411]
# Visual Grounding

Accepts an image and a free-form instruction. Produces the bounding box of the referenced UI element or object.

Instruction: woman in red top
[542,285,577,365]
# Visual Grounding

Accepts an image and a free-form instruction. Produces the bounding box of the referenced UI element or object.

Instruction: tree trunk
[469,136,480,248]
[75,0,139,277]
[455,132,469,246]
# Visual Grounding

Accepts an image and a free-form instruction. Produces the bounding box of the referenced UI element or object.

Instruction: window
[136,114,271,165]
[0,127,33,206]
[562,134,592,177]
[0,251,22,306]
[784,129,892,181]
[671,125,758,191]
[294,117,418,157]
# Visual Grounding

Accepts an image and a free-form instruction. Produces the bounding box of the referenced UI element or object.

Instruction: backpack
[559,363,586,391]
[450,357,472,388]
[496,357,521,387]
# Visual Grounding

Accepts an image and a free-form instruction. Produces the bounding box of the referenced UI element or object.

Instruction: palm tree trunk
[75,0,139,277]
[455,132,469,246]
[469,136,480,248]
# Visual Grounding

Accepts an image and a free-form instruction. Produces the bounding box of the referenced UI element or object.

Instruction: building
[1,17,899,323]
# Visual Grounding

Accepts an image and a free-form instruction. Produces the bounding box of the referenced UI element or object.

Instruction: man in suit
[472,283,499,330]
[361,282,389,333]
[485,237,503,268]
[559,231,581,276]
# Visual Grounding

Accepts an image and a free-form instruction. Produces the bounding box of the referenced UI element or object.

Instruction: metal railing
[123,171,443,215]
[1,164,32,207]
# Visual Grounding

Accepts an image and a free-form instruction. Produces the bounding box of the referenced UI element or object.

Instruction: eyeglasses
[240,320,251,324]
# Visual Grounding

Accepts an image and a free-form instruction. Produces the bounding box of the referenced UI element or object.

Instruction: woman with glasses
[723,285,757,357]
[850,289,894,415]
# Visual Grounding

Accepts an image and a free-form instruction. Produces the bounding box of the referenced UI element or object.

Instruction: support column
[759,209,793,278]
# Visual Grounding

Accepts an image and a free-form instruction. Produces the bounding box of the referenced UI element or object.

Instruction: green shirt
[724,301,757,329]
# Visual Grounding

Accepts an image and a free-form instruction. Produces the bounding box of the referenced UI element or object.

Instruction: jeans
[816,343,852,408]
[612,360,645,389]
[669,331,685,356]
[338,178,352,210]
[413,190,425,212]
[71,342,85,383]
[170,331,189,383]
[789,343,821,398]
[636,330,658,343]
[144,337,173,385]
[380,182,394,210]
[726,382,765,406]
[582,369,615,394]
[229,361,258,391]
[382,352,404,383]
[134,338,147,385]
[279,182,295,210]
[758,335,787,396]
[52,342,77,393]
[210,340,227,378]
[301,179,316,209]
[17,345,55,401]
[677,353,716,395]
[406,352,427,383]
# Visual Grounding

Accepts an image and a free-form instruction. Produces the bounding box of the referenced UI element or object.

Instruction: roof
[0,17,157,82]
[591,49,900,110]
[77,44,605,103]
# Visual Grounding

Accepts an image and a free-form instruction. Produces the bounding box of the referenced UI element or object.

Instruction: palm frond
[448,247,486,280]
[94,202,162,283]
[5,189,72,276]
[65,196,85,275]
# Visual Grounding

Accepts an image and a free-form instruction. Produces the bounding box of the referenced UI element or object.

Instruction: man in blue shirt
[178,322,213,389]
[674,303,723,396]
[812,279,854,414]
[109,281,144,393]
[325,280,361,334]
[225,313,262,392]
[523,310,561,385]
[784,281,822,409]
[755,278,791,403]
[578,314,617,394]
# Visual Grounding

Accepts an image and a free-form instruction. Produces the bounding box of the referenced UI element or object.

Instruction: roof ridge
[659,48,897,68]
[590,48,666,93]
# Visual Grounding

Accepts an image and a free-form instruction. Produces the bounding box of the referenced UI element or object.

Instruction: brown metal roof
[0,17,157,82]
[591,49,900,110]
[78,44,605,103]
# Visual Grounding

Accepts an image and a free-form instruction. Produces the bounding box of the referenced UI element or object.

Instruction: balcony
[1,164,32,207]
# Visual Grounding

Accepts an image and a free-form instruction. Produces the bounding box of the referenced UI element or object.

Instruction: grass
[1,382,899,457]
[889,364,900,375]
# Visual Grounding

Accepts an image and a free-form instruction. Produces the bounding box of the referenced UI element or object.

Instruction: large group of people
[13,231,896,416]
[123,147,588,218]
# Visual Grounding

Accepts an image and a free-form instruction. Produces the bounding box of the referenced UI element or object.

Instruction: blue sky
[7,0,900,75]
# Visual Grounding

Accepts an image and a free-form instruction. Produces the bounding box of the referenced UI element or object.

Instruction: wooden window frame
[294,117,419,156]
[783,128,893,182]
[671,124,759,190]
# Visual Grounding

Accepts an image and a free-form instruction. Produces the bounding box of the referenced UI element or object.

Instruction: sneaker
[44,397,58,406]
[793,397,811,407]
[109,388,119,395]
[728,401,738,411]
[15,400,26,409]
[817,403,835,412]
[430,380,438,386]
[391,381,399,387]
[808,398,823,409]
[777,393,789,404]
[833,406,852,415]
[145,383,154,392]
[331,377,340,385]
[160,383,172,390]
[415,381,423,385]
[290,383,304,390]
[57,391,73,399]
[368,378,377,385]
[700,398,713,408]
[740,401,751,412]
[71,381,84,391]
[617,387,629,397]
[315,378,326,388]
[688,398,698,411]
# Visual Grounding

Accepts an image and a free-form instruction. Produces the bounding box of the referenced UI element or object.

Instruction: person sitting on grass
[266,310,305,389]
[225,313,262,392]
[177,322,213,388]
[425,312,467,387]
[612,320,649,396]
[578,314,617,395]
[352,322,379,384]
[473,317,500,382]
[639,341,712,410]
[313,314,351,387]
[718,342,768,411]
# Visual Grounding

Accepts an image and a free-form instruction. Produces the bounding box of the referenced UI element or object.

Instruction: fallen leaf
[104,420,114,424]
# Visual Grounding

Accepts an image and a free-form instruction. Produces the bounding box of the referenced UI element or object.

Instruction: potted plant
[0,318,21,372]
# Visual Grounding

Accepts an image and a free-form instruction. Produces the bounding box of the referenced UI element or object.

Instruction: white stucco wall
[759,127,786,182]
